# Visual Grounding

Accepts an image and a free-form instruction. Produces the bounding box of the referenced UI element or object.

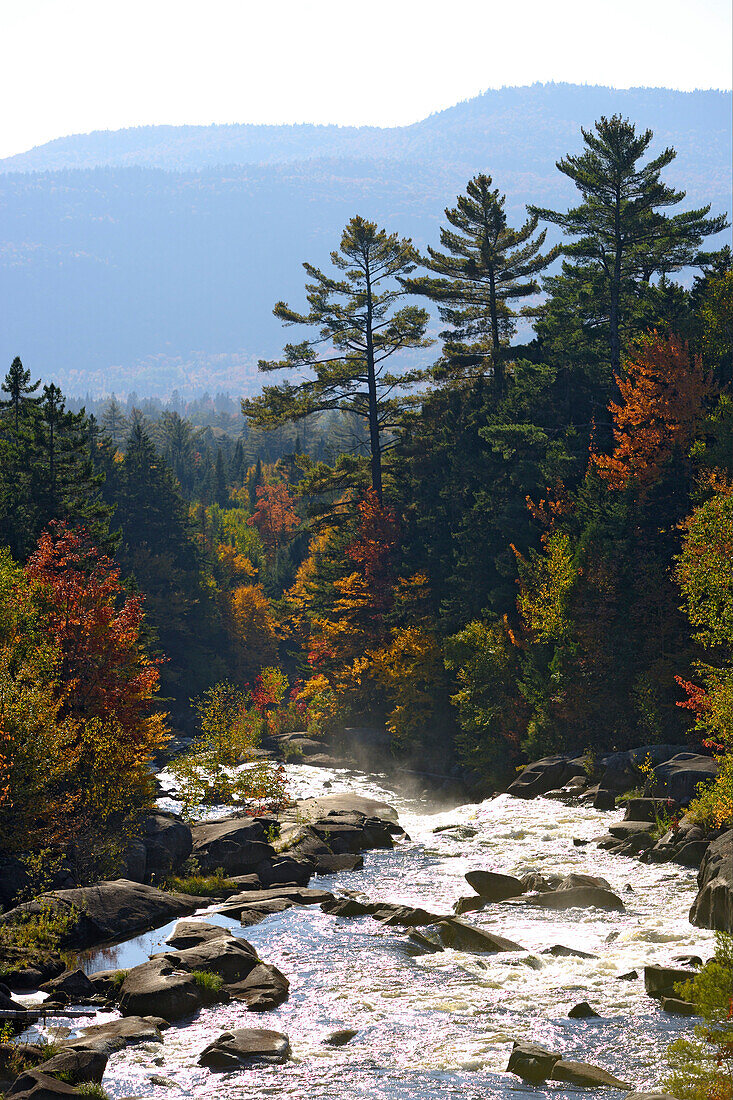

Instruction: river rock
[315,854,365,873]
[428,919,524,953]
[644,964,696,999]
[140,811,193,880]
[0,881,201,950]
[520,872,563,893]
[198,1028,290,1069]
[39,969,96,1000]
[85,968,128,998]
[256,856,311,887]
[690,830,733,933]
[227,963,290,1009]
[593,789,617,811]
[165,921,233,949]
[626,1094,680,1100]
[464,870,525,901]
[597,745,690,793]
[118,957,204,1020]
[219,886,334,917]
[6,1069,83,1099]
[190,815,276,875]
[507,756,586,799]
[506,1040,561,1082]
[63,1016,165,1054]
[568,1001,600,1018]
[32,1049,107,1085]
[526,886,625,912]
[661,997,698,1015]
[624,797,678,823]
[542,944,598,959]
[291,793,400,824]
[153,936,257,981]
[646,753,719,804]
[551,1060,631,1088]
[557,873,613,892]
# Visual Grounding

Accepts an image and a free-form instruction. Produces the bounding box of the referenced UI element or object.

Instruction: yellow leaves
[369,626,445,744]
[226,584,278,682]
[514,532,577,644]
[216,543,257,583]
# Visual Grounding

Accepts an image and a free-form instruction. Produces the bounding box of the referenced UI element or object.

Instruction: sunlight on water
[62,763,713,1100]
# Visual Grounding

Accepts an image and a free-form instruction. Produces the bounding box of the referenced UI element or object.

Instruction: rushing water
[38,763,714,1099]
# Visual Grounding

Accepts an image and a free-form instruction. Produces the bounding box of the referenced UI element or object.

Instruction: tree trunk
[489,268,504,395]
[364,266,383,504]
[610,183,622,375]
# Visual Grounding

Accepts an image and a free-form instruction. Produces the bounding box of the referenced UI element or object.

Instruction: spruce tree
[531,115,728,374]
[405,175,559,393]
[101,397,129,447]
[0,357,42,434]
[243,215,431,503]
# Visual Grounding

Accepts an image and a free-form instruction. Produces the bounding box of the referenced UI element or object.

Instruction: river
[45,762,714,1099]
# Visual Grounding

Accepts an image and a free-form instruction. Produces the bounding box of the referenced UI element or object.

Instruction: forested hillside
[1,84,730,397]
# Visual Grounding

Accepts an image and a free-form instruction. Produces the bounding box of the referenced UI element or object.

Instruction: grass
[76,1084,112,1100]
[191,969,224,993]
[163,869,237,897]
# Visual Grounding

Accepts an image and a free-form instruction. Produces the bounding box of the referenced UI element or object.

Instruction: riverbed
[43,762,714,1099]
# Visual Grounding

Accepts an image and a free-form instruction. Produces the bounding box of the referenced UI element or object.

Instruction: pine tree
[215,449,228,508]
[0,357,41,434]
[405,175,559,392]
[243,215,431,504]
[531,115,728,374]
[101,397,129,447]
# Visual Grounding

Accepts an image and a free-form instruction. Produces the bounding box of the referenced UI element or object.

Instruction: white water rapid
[41,762,715,1099]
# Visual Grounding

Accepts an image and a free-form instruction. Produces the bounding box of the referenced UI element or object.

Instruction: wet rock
[551,1060,631,1088]
[6,1069,83,1098]
[190,815,276,875]
[153,935,258,984]
[226,962,289,1009]
[526,886,625,912]
[568,1001,600,1018]
[0,881,201,950]
[118,957,204,1020]
[673,841,710,867]
[238,899,294,924]
[624,797,678,823]
[609,821,655,838]
[256,856,311,887]
[453,896,487,915]
[520,872,563,893]
[506,1040,561,1082]
[644,964,696,999]
[506,756,585,800]
[618,970,639,980]
[219,886,334,917]
[321,898,376,917]
[626,1093,680,1100]
[291,792,399,823]
[323,1029,358,1047]
[39,970,96,1001]
[198,1028,290,1069]
[597,744,689,793]
[673,954,703,968]
[690,830,732,933]
[165,921,233,950]
[63,1016,164,1054]
[463,870,525,902]
[33,1049,107,1085]
[542,945,598,959]
[429,919,524,953]
[646,753,719,804]
[85,969,129,999]
[593,789,617,811]
[557,873,613,892]
[662,997,698,1015]
[314,854,364,874]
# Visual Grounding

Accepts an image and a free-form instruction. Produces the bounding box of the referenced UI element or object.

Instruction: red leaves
[248,483,299,555]
[345,489,398,614]
[26,521,161,738]
[594,332,712,493]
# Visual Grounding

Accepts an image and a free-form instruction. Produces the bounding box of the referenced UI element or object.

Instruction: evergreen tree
[243,215,431,503]
[215,449,228,508]
[531,115,727,374]
[0,357,41,434]
[405,175,559,393]
[101,397,129,447]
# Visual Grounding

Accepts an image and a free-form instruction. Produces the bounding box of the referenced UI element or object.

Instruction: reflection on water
[58,763,711,1100]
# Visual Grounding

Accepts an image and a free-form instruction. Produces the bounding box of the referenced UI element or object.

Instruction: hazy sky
[2,0,731,159]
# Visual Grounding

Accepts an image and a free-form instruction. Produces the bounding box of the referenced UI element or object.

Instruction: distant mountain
[1,84,730,398]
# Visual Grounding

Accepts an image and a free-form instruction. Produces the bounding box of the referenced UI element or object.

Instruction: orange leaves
[248,483,299,556]
[593,332,712,492]
[226,583,278,682]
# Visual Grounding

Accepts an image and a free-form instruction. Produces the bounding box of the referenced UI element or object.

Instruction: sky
[2,0,731,159]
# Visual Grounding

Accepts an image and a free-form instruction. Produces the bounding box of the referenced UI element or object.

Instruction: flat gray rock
[198,1027,290,1069]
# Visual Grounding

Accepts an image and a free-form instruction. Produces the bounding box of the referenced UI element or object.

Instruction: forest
[1,112,732,863]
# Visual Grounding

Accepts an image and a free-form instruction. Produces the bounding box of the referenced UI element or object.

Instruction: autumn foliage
[594,333,712,491]
[248,483,299,556]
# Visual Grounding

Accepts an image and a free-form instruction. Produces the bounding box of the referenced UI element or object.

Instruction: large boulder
[226,963,289,1009]
[551,1060,631,1088]
[597,745,690,793]
[690,830,733,933]
[6,1070,83,1099]
[166,921,233,950]
[0,880,201,950]
[644,964,697,999]
[463,870,525,902]
[140,811,192,880]
[152,935,258,983]
[39,969,96,1001]
[198,1028,290,1069]
[506,1040,561,1082]
[424,919,524,954]
[557,872,613,892]
[0,857,30,912]
[289,792,399,824]
[218,886,334,918]
[30,1049,107,1086]
[118,957,204,1020]
[526,886,625,912]
[647,754,719,804]
[62,1016,164,1054]
[507,756,586,799]
[190,815,276,875]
